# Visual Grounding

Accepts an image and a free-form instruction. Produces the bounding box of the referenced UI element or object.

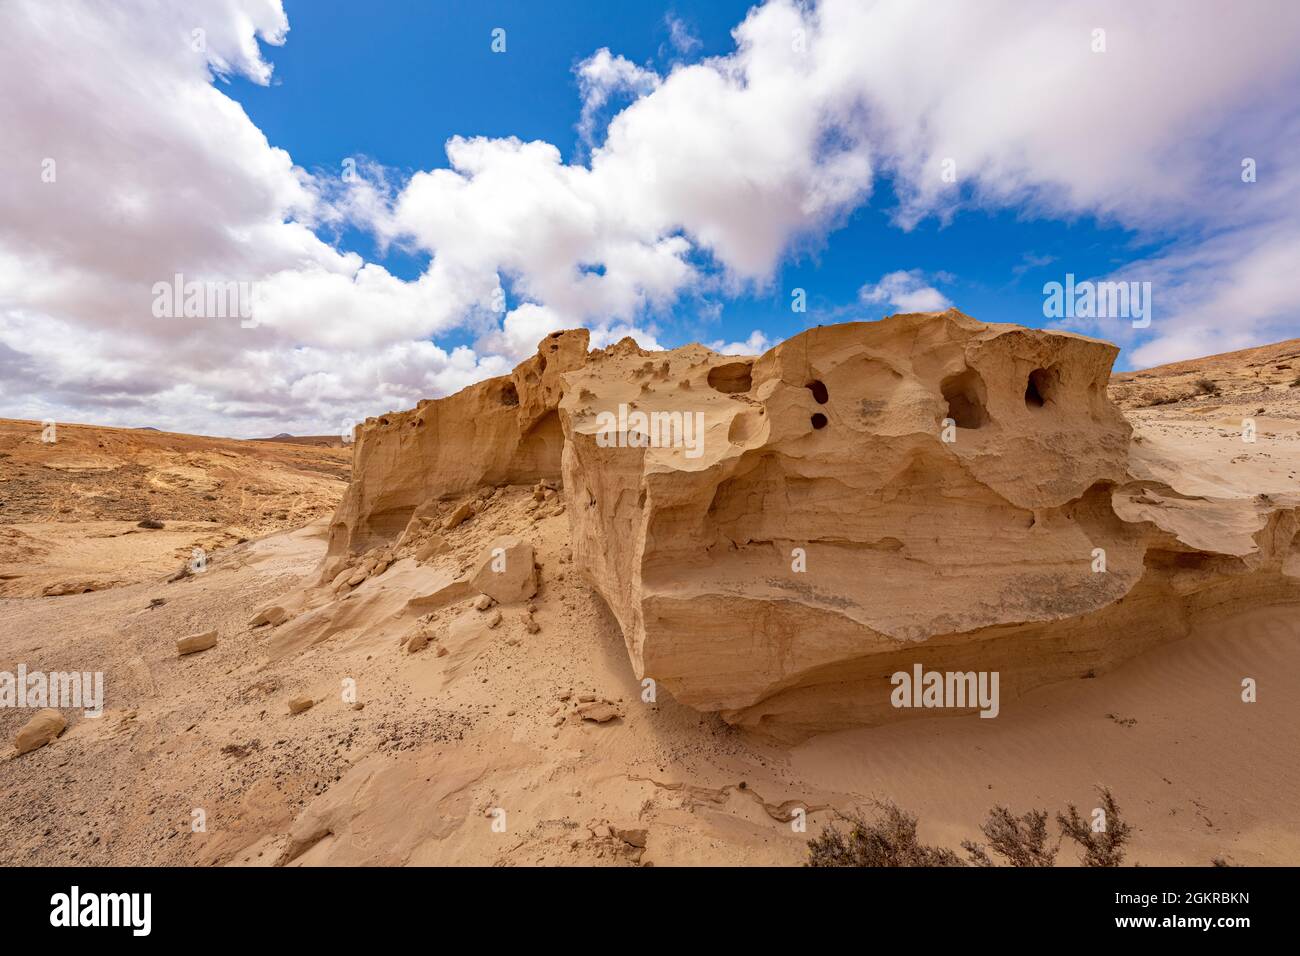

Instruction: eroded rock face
[558,310,1300,738]
[322,329,589,567]
[313,309,1300,739]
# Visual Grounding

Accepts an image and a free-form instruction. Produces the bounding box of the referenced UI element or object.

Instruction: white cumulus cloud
[3,0,1298,435]
[859,270,953,313]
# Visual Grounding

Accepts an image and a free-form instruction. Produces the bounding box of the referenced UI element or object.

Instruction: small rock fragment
[614,827,648,848]
[176,629,218,656]
[576,700,623,723]
[14,709,66,755]
[470,536,538,604]
[249,605,288,628]
[416,534,450,562]
[443,501,475,530]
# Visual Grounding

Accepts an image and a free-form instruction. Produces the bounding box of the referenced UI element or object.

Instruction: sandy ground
[1,349,1297,867]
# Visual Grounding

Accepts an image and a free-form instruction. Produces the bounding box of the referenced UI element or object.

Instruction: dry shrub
[807,801,964,867]
[962,807,1057,867]
[808,787,1132,868]
[1057,787,1132,867]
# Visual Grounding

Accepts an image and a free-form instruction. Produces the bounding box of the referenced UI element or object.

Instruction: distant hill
[254,433,346,448]
[1110,337,1300,410]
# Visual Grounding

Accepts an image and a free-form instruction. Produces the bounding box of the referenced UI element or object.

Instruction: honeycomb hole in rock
[728,409,764,444]
[806,380,829,404]
[707,361,753,394]
[811,413,828,429]
[1025,367,1057,410]
[940,368,989,429]
[541,331,567,363]
[499,382,520,407]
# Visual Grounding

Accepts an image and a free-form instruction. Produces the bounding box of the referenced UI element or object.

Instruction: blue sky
[226,0,1164,364]
[4,0,1297,436]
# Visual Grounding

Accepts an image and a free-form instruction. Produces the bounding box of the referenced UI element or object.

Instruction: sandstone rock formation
[306,309,1300,740]
[319,329,589,578]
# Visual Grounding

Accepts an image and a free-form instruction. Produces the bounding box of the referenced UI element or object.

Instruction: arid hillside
[0,420,350,597]
[1108,339,1300,492]
[1109,337,1300,413]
